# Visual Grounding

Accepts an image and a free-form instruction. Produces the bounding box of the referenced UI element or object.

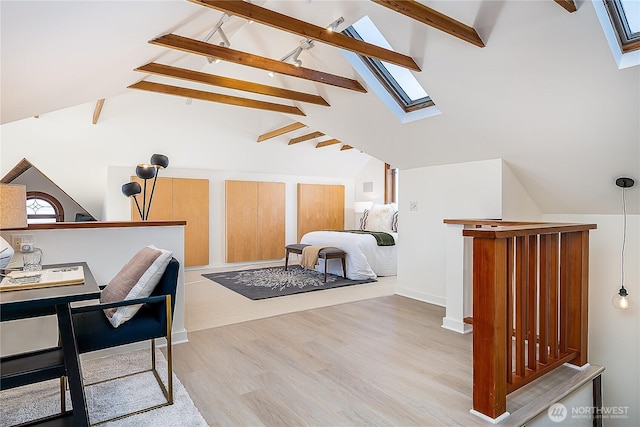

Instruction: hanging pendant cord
[621,187,627,290]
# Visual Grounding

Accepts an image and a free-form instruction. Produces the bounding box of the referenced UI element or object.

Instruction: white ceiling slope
[1,1,638,214]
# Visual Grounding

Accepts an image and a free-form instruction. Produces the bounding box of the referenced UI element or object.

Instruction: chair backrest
[150,257,179,319]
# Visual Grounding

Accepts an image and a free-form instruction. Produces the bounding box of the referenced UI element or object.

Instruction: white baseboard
[470,409,510,424]
[441,317,473,334]
[395,287,446,307]
[564,362,591,371]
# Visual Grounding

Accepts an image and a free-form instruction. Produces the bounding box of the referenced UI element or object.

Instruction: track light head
[299,39,314,50]
[291,48,302,65]
[203,13,231,47]
[327,17,344,32]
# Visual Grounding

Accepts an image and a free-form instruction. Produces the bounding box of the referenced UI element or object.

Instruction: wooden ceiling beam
[189,0,420,71]
[257,122,307,142]
[1,158,33,183]
[128,81,305,116]
[340,145,353,151]
[288,131,325,145]
[92,99,105,124]
[136,63,330,106]
[371,0,485,48]
[554,0,577,13]
[150,34,366,93]
[316,138,341,148]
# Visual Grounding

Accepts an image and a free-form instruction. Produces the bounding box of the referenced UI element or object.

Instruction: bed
[300,230,397,280]
[299,203,398,280]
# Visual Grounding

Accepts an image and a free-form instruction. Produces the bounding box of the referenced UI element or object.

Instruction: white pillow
[361,204,395,233]
[100,245,173,327]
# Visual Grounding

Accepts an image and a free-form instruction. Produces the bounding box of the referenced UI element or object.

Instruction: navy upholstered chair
[69,257,179,423]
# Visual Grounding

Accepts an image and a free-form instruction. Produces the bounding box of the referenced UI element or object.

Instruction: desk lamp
[0,184,28,270]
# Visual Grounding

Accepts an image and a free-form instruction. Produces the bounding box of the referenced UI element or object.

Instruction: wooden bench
[285,244,346,282]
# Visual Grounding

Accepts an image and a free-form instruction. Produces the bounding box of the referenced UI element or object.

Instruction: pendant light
[612,177,634,310]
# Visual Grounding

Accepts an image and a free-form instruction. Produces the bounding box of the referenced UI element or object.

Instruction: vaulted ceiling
[1,0,638,214]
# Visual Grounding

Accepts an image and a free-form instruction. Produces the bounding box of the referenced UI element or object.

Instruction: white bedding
[300,231,398,280]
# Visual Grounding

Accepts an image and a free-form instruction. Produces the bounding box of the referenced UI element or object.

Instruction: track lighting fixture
[326,17,344,32]
[274,38,314,71]
[612,177,635,310]
[269,17,342,76]
[290,47,303,67]
[204,13,231,64]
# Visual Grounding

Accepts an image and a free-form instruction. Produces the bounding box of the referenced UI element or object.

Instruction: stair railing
[459,221,596,420]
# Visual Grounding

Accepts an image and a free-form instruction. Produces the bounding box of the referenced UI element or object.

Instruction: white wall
[1,90,376,221]
[502,160,542,221]
[352,157,387,228]
[354,157,386,205]
[396,159,503,305]
[543,213,640,425]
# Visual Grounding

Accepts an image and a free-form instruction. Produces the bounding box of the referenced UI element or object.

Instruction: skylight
[620,0,640,34]
[594,0,640,68]
[342,16,435,116]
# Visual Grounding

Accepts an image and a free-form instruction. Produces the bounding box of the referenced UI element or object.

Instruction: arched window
[26,191,64,224]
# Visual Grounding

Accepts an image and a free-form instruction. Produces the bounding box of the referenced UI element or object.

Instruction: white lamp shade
[0,184,27,269]
[0,184,27,229]
[354,201,373,214]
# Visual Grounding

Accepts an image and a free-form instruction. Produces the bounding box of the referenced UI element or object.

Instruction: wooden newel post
[561,230,590,367]
[472,237,508,420]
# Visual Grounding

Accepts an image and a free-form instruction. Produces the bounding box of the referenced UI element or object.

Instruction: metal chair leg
[60,377,66,412]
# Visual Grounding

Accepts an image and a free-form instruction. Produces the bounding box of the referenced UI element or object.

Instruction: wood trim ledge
[1,221,187,231]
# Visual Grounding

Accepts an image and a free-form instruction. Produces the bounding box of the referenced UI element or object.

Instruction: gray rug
[0,349,208,427]
[202,265,376,300]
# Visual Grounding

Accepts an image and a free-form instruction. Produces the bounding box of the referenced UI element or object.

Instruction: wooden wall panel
[297,183,345,242]
[225,180,285,262]
[323,184,345,230]
[257,182,286,260]
[173,178,209,267]
[131,176,209,267]
[297,184,325,242]
[225,180,258,263]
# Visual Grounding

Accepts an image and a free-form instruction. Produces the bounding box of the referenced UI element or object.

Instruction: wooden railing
[459,221,597,420]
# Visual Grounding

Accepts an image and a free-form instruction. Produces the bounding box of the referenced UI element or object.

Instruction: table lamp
[0,184,28,270]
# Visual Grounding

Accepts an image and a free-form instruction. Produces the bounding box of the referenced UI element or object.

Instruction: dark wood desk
[0,262,100,427]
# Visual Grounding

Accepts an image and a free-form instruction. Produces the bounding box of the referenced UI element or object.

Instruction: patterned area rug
[202,265,376,300]
[0,349,207,427]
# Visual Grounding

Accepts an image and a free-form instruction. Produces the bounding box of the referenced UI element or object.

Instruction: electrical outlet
[12,234,33,251]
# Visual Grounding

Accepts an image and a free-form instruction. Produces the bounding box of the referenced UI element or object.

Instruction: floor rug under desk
[0,349,208,427]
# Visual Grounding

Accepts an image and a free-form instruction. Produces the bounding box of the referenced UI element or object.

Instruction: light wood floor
[183,262,397,332]
[174,295,485,426]
[176,265,602,426]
